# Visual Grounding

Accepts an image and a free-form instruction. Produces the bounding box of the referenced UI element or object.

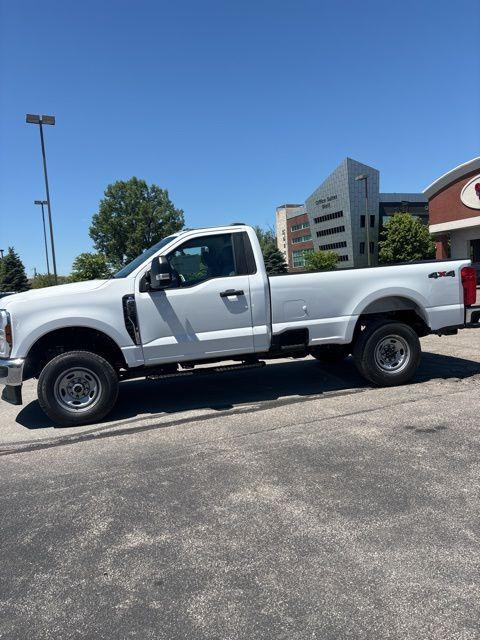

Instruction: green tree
[0,247,29,292]
[263,243,288,275]
[70,252,112,282]
[379,213,435,264]
[304,250,338,272]
[30,273,71,289]
[89,177,184,269]
[254,225,288,274]
[253,225,276,252]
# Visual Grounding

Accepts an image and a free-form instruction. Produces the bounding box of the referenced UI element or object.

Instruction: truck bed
[268,260,469,345]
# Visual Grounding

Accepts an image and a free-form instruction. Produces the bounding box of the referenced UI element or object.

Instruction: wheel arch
[24,326,127,379]
[352,295,430,340]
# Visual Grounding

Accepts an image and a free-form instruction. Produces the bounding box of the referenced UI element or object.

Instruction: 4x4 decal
[428,270,455,279]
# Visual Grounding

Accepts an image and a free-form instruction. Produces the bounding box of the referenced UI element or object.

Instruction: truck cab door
[135,231,256,365]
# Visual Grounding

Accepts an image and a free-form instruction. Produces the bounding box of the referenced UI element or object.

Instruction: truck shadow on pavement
[15,351,480,431]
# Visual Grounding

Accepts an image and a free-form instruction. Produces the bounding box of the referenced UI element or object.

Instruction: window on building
[316,225,345,238]
[369,242,374,254]
[319,240,347,251]
[337,255,349,262]
[411,214,429,226]
[291,221,310,232]
[360,215,365,228]
[370,215,375,228]
[382,215,391,228]
[292,248,314,268]
[469,240,480,263]
[313,210,343,224]
[291,234,312,244]
[359,242,365,254]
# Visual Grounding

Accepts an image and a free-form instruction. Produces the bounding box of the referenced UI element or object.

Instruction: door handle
[220,289,244,298]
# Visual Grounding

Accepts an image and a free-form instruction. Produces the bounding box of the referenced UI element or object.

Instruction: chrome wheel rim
[374,335,410,373]
[53,367,102,413]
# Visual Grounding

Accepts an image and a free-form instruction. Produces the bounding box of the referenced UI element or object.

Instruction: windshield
[113,235,178,278]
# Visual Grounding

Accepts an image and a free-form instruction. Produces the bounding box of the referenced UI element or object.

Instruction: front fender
[12,314,130,360]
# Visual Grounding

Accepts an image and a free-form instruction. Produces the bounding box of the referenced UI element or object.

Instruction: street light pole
[26,114,58,284]
[34,200,51,276]
[355,174,371,267]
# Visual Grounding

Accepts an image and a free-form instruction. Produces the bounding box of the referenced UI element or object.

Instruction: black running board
[144,361,266,381]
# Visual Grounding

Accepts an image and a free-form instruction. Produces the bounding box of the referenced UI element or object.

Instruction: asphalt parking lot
[1,331,480,639]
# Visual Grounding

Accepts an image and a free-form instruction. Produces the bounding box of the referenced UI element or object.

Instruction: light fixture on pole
[26,114,58,284]
[355,173,372,267]
[34,200,51,276]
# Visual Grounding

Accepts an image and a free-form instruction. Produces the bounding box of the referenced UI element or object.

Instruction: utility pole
[34,200,51,276]
[26,114,58,284]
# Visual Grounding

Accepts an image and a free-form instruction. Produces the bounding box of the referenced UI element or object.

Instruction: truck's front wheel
[38,351,119,426]
[353,321,421,386]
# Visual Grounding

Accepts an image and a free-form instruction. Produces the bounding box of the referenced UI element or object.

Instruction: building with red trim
[275,204,314,270]
[426,158,480,271]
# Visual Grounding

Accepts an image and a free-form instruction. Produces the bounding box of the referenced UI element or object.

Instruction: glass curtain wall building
[276,158,427,271]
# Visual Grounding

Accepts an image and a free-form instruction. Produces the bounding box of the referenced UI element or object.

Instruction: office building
[276,158,427,270]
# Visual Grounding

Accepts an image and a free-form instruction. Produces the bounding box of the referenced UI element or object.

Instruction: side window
[167,233,237,286]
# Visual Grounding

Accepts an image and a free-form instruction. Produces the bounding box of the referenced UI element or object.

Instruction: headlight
[0,310,12,358]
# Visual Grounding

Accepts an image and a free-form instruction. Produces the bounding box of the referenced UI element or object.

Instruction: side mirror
[148,256,172,290]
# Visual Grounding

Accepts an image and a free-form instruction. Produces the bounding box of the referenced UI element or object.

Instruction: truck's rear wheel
[353,321,421,386]
[38,351,119,426]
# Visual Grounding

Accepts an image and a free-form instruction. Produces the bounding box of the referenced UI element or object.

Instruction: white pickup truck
[1,224,479,426]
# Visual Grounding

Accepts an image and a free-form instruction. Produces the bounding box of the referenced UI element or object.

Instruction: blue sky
[1,0,479,276]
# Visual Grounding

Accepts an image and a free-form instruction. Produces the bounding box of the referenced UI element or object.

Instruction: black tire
[38,351,119,426]
[310,344,350,364]
[352,321,421,386]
